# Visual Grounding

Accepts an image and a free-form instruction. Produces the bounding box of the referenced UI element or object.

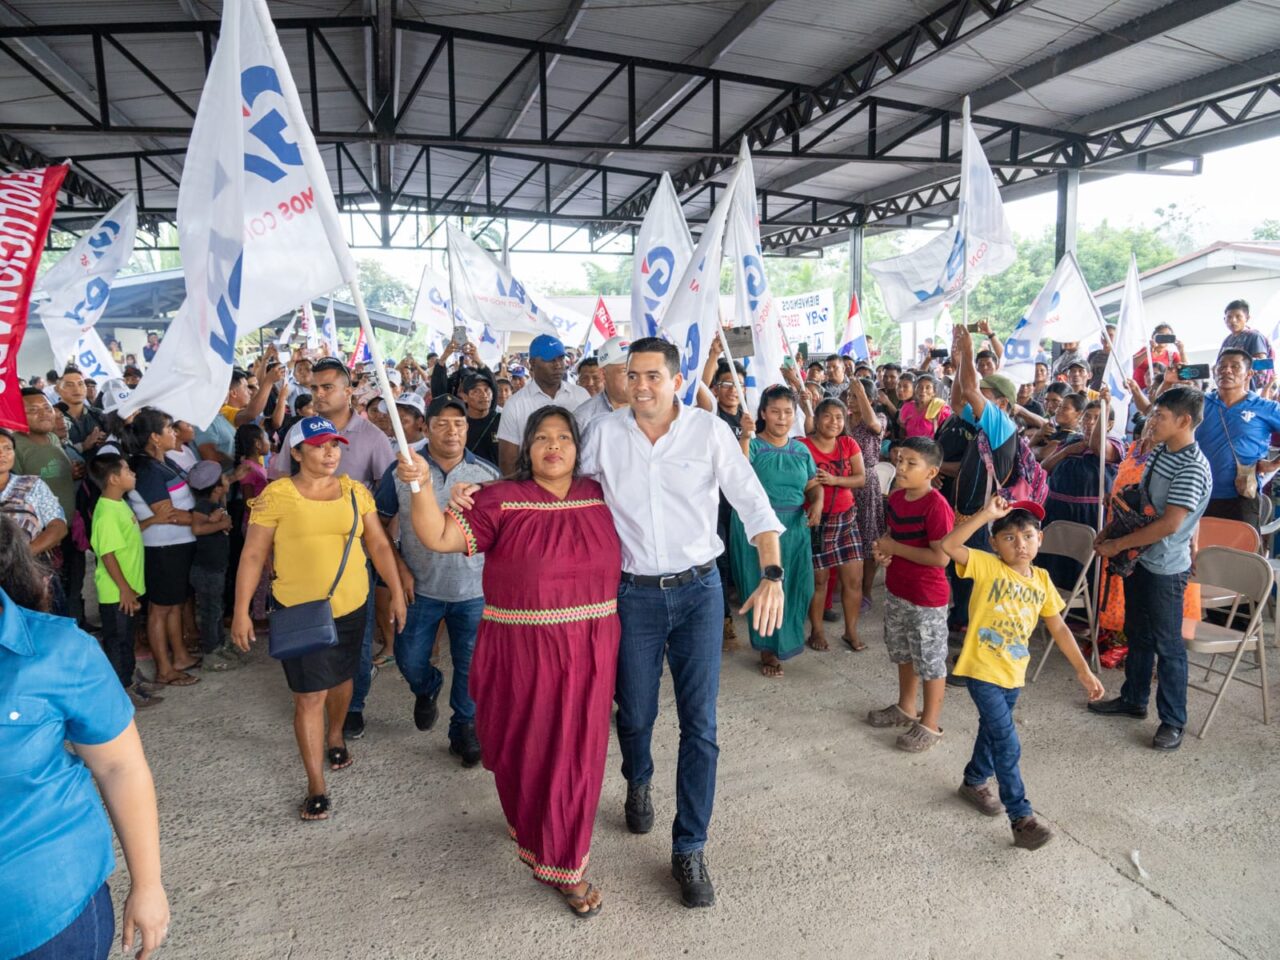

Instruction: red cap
[1007,499,1045,521]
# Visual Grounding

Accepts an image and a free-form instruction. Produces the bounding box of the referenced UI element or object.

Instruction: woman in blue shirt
[0,517,169,959]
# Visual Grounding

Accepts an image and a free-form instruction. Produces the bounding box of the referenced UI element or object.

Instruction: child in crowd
[89,454,161,708]
[1032,391,1084,461]
[869,437,954,752]
[940,496,1105,849]
[186,460,242,670]
[897,374,952,440]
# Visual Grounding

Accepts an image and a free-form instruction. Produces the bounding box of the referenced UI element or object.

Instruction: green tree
[357,258,413,317]
[1253,219,1280,241]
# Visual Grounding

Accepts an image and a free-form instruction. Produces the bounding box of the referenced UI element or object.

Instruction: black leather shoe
[413,692,439,731]
[1152,723,1184,750]
[1087,696,1147,719]
[671,850,715,908]
[342,710,365,740]
[448,724,483,767]
[624,782,653,834]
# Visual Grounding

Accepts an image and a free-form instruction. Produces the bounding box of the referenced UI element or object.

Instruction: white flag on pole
[410,264,503,367]
[664,164,743,406]
[320,296,340,356]
[33,193,136,382]
[124,0,354,426]
[300,300,319,350]
[725,139,787,410]
[274,310,298,347]
[1002,250,1106,384]
[868,98,1015,326]
[446,224,589,343]
[1103,253,1148,433]
[630,172,694,341]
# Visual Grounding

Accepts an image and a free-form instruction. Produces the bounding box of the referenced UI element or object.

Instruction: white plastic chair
[1031,521,1100,680]
[1184,546,1272,738]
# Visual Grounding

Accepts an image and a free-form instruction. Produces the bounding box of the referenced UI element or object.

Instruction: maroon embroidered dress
[448,477,621,886]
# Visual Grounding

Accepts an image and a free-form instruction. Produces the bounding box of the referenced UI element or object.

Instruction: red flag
[0,164,67,430]
[349,327,366,368]
[592,296,616,338]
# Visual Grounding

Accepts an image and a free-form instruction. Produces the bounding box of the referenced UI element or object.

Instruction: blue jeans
[18,882,113,960]
[1121,563,1189,728]
[395,593,484,738]
[615,567,723,854]
[964,679,1032,822]
[349,565,377,715]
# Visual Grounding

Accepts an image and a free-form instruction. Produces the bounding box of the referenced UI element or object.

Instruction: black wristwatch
[762,565,784,583]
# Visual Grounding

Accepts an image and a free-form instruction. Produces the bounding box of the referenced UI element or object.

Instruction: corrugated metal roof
[0,0,1276,250]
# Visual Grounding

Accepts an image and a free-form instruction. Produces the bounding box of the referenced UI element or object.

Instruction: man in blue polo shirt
[375,395,499,766]
[1195,348,1280,527]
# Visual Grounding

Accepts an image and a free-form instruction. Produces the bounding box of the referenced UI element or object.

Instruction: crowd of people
[4,295,1277,956]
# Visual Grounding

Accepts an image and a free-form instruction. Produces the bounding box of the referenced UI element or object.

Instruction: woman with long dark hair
[0,518,170,960]
[125,407,199,686]
[729,385,821,677]
[396,405,621,918]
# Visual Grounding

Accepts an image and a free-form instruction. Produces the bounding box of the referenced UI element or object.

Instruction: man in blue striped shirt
[1090,386,1212,751]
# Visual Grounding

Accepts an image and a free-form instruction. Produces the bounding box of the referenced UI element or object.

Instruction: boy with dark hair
[1220,298,1272,389]
[941,496,1105,849]
[1091,386,1212,751]
[870,437,954,752]
[89,454,161,708]
[186,460,242,670]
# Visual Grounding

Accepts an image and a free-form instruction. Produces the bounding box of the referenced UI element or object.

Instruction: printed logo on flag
[640,246,677,337]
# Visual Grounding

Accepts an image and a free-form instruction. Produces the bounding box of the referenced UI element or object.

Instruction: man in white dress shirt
[495,334,589,476]
[579,337,784,909]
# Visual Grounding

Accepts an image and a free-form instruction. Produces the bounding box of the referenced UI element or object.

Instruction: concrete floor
[120,593,1280,960]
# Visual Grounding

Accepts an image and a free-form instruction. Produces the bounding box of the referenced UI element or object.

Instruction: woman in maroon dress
[397,405,620,918]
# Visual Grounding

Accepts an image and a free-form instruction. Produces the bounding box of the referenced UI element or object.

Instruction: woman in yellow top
[231,417,406,821]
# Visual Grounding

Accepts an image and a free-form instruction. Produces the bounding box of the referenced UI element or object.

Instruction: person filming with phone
[1194,347,1280,527]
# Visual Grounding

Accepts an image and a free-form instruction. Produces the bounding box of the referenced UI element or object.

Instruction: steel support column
[1054,168,1079,262]
[847,225,863,312]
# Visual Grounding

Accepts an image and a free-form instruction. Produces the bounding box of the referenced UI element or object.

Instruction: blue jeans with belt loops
[615,566,723,855]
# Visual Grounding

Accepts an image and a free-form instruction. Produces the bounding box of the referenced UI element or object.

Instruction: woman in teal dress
[730,384,821,678]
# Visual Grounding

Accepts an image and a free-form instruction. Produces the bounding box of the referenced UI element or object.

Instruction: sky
[369,134,1280,294]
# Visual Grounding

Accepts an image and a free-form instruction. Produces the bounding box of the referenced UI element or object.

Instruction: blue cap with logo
[528,334,566,362]
[286,416,350,449]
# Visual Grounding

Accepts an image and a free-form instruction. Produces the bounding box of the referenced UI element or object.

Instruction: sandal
[806,633,830,652]
[866,703,919,728]
[301,794,331,821]
[842,634,866,652]
[557,882,603,919]
[896,721,944,753]
[327,746,353,770]
[372,653,395,667]
[153,672,200,686]
[760,658,784,679]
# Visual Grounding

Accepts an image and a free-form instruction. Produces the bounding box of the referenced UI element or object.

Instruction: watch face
[763,565,784,581]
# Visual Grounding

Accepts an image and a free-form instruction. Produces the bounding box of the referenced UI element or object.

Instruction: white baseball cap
[385,367,403,387]
[394,392,426,418]
[100,378,133,414]
[596,336,630,367]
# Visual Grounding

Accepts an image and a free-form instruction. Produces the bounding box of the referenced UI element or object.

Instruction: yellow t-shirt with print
[954,549,1065,689]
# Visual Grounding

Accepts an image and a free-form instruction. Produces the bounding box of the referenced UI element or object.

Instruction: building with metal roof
[1,0,1277,274]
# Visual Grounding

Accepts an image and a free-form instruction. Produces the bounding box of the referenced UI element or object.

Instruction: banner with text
[778,288,836,356]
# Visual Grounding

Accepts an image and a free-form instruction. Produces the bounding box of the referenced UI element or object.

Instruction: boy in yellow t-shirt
[940,495,1105,850]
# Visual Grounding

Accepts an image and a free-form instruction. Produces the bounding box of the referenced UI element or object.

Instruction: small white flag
[1002,251,1107,384]
[630,172,693,341]
[33,193,136,381]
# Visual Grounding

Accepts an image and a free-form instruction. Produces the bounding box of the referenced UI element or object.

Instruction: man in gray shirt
[376,395,499,766]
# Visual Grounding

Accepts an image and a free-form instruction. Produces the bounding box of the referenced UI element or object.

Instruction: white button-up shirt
[496,379,590,446]
[579,404,783,576]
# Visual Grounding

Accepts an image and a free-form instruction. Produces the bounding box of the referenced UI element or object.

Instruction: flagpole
[960,97,971,334]
[716,314,749,415]
[347,279,420,493]
[1085,317,1120,673]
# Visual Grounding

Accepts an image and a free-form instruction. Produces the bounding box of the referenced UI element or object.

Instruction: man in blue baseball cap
[495,333,588,475]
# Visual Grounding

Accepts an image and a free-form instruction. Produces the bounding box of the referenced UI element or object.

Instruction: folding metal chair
[1031,521,1099,681]
[1184,546,1273,738]
[1197,518,1261,612]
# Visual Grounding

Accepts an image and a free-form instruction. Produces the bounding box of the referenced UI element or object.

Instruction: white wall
[1138,269,1280,363]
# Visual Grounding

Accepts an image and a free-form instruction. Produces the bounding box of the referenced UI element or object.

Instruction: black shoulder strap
[325,489,360,600]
